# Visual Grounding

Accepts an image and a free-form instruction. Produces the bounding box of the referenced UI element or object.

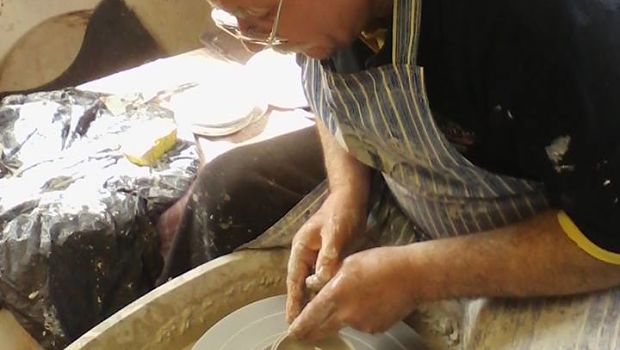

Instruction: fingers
[286,221,321,323]
[288,289,343,342]
[286,244,316,323]
[286,203,362,325]
[314,215,351,284]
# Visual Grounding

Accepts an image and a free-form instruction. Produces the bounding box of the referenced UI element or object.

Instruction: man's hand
[285,190,367,324]
[289,210,620,342]
[285,117,371,330]
[288,246,417,341]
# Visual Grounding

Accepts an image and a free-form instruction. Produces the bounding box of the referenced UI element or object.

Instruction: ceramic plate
[193,295,423,350]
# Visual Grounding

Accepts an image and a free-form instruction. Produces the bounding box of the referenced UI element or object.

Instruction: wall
[0,0,100,60]
[0,0,100,91]
[0,0,214,93]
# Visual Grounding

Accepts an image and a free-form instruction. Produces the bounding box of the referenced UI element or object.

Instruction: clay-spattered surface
[66,250,289,350]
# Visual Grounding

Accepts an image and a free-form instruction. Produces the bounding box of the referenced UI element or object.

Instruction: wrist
[329,183,370,213]
[399,243,450,303]
[329,167,370,204]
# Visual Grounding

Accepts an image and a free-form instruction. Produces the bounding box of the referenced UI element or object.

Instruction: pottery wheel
[193,295,423,350]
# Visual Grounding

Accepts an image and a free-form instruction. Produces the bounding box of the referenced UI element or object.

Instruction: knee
[190,150,261,211]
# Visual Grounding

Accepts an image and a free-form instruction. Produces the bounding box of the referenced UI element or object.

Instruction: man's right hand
[285,190,367,323]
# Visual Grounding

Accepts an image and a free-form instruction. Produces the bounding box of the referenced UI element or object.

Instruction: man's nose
[236,18,253,33]
[236,19,270,52]
[237,18,268,37]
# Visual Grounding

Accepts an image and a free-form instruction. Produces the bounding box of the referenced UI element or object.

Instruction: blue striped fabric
[282,2,620,346]
[299,0,548,239]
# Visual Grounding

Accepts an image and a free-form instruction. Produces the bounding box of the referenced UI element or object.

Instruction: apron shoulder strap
[392,0,422,66]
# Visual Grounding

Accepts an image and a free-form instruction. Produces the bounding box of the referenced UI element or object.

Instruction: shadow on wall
[0,0,223,99]
[0,10,94,94]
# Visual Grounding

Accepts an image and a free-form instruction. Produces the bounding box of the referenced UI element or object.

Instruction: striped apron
[243,0,620,348]
[299,0,549,244]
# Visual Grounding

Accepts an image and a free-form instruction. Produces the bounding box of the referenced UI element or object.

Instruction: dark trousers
[157,126,325,284]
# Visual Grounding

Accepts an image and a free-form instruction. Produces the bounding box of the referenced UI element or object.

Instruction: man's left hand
[288,246,418,341]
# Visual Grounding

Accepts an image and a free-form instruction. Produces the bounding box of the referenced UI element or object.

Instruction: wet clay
[272,334,352,350]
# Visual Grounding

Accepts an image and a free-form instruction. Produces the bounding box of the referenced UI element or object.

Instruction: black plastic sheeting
[0,89,199,348]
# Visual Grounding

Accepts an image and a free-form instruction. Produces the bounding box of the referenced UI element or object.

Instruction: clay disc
[193,295,424,350]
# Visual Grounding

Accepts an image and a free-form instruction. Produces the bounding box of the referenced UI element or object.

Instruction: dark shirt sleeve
[419,0,620,258]
[526,0,620,258]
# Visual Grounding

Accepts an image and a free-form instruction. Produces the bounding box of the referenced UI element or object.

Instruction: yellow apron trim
[558,211,620,265]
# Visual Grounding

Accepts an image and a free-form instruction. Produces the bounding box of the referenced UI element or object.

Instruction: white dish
[192,105,266,137]
[193,295,424,350]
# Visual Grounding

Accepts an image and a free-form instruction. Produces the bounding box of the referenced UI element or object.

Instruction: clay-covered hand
[285,191,367,324]
[288,246,417,341]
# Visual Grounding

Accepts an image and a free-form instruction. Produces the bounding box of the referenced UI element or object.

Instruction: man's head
[207,0,392,59]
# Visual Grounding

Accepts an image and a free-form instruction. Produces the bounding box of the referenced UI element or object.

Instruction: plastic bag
[0,88,198,348]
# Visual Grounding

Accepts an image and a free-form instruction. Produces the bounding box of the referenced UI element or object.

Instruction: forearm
[404,210,620,301]
[316,119,370,203]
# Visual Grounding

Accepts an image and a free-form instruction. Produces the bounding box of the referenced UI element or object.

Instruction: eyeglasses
[210,0,287,47]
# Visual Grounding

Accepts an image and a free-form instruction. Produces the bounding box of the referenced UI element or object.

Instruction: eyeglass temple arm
[268,0,285,42]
